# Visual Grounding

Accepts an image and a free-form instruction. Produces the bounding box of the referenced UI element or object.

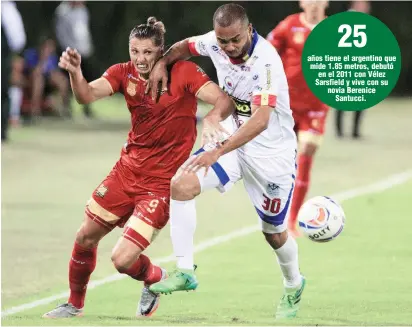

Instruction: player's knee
[75,224,100,248]
[299,142,318,156]
[111,247,138,274]
[262,230,288,250]
[171,173,201,201]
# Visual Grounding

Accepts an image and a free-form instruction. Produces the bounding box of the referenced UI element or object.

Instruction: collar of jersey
[228,28,258,65]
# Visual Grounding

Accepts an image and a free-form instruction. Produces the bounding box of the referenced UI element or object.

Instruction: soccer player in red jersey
[43,17,233,318]
[266,1,329,237]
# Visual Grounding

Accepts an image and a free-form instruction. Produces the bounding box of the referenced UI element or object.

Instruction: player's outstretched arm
[196,82,234,145]
[146,38,192,99]
[186,104,271,175]
[216,104,271,156]
[59,47,113,104]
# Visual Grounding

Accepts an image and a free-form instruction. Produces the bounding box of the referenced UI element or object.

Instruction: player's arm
[187,60,279,173]
[196,82,235,121]
[147,32,213,99]
[59,47,114,104]
[181,61,234,145]
[266,19,288,55]
[216,104,272,156]
[196,82,235,145]
[69,75,113,104]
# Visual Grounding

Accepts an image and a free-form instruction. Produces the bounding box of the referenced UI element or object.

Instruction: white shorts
[187,145,297,234]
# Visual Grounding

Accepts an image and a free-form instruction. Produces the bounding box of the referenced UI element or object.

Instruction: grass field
[2,96,412,326]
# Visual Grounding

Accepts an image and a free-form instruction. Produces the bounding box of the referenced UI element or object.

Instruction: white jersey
[189,30,297,157]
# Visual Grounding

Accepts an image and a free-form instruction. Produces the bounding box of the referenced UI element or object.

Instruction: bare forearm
[206,95,235,122]
[218,109,269,156]
[162,39,192,65]
[69,70,93,104]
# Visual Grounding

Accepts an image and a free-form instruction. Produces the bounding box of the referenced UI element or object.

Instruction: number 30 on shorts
[262,194,281,214]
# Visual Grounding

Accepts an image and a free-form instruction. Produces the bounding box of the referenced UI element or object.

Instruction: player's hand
[183,148,222,176]
[58,47,81,75]
[201,116,230,147]
[145,58,168,101]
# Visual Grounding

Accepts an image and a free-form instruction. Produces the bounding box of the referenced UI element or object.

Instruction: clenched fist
[59,47,82,74]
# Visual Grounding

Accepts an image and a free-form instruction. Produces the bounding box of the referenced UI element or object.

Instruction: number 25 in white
[338,24,367,48]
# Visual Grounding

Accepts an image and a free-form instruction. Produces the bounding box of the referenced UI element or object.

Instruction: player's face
[215,20,252,59]
[300,0,328,16]
[129,37,162,76]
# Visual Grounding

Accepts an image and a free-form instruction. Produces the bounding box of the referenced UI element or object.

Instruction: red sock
[68,242,97,309]
[289,154,313,227]
[124,254,162,286]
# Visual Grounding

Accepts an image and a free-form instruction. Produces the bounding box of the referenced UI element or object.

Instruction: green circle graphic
[302,12,401,111]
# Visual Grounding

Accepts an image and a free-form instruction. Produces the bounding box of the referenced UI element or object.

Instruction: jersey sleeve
[175,61,211,95]
[188,31,216,57]
[251,58,283,108]
[102,63,125,94]
[266,19,289,55]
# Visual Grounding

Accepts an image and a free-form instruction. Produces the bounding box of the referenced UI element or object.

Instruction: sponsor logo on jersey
[291,26,306,32]
[224,76,234,89]
[241,65,251,72]
[198,41,207,53]
[127,73,139,82]
[126,80,137,96]
[265,66,272,90]
[212,45,219,52]
[230,96,252,117]
[253,74,259,80]
[95,184,108,198]
[267,183,280,196]
[196,66,206,76]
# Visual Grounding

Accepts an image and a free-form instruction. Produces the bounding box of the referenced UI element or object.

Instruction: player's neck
[301,12,325,28]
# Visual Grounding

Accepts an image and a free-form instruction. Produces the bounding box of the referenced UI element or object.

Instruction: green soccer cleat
[149,268,198,294]
[275,275,306,319]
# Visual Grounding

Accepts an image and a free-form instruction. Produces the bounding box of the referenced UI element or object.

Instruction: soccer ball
[297,196,345,242]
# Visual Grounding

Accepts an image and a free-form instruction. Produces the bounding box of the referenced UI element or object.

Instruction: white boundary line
[2,170,412,317]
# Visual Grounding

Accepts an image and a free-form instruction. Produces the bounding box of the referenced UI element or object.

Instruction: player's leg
[110,193,169,317]
[242,155,305,318]
[149,147,241,295]
[335,109,344,138]
[353,110,363,139]
[43,165,134,318]
[289,110,328,236]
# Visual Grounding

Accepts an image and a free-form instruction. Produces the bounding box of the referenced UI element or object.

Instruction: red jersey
[267,13,328,113]
[102,60,211,178]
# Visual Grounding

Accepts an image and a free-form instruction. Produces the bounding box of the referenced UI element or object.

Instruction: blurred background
[2,1,412,325]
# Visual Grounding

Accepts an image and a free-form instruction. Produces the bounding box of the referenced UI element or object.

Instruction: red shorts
[86,157,170,233]
[292,110,328,136]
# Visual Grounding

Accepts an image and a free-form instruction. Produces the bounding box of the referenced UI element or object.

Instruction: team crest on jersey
[267,183,280,197]
[126,80,137,96]
[293,31,305,44]
[224,76,234,89]
[95,184,108,198]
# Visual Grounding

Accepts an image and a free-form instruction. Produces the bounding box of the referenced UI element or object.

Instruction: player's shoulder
[284,13,301,24]
[104,61,132,77]
[255,35,281,60]
[171,60,206,76]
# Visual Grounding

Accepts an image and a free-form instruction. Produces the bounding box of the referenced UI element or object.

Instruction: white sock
[170,199,197,270]
[274,235,302,288]
[8,86,23,120]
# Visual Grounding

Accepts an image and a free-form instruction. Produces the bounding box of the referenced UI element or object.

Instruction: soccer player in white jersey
[147,4,305,319]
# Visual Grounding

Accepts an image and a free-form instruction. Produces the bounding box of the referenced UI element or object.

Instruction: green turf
[2,97,412,325]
